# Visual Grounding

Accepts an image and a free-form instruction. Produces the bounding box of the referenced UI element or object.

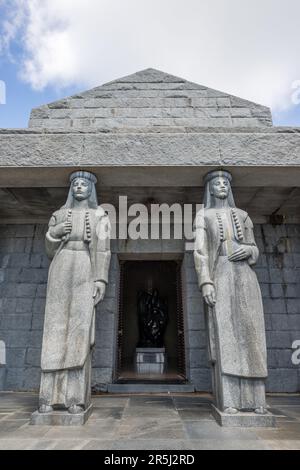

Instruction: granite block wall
[256,224,300,392]
[0,223,299,392]
[182,253,211,392]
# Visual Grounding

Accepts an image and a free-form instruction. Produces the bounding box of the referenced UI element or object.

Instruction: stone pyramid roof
[29,68,272,130]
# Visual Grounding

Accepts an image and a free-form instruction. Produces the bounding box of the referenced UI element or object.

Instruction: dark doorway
[115,260,186,383]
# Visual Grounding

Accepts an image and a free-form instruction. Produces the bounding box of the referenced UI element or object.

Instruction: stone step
[107,383,195,393]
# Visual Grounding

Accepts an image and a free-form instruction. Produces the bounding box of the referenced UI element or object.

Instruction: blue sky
[0,55,82,128]
[1,0,300,128]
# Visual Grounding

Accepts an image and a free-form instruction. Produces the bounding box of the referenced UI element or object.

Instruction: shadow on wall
[0,340,6,390]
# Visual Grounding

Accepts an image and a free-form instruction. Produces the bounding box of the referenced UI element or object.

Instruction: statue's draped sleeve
[244,214,259,266]
[45,212,61,259]
[193,211,214,289]
[94,211,111,284]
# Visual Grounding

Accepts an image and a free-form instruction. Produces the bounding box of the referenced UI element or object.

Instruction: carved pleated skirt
[39,354,91,409]
[207,255,268,411]
[39,241,95,410]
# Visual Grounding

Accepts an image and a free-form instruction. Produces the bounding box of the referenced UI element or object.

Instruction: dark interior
[116,260,186,383]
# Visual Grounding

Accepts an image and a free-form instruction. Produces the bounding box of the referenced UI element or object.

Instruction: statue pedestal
[135,348,167,375]
[212,405,276,427]
[30,404,93,426]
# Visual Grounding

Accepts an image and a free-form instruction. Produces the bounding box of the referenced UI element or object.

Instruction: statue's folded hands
[228,245,253,262]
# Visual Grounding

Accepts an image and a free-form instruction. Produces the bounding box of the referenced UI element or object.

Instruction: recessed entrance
[115,260,186,383]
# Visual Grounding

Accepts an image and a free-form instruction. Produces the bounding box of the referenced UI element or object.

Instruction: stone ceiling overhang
[0,126,300,223]
[0,127,300,188]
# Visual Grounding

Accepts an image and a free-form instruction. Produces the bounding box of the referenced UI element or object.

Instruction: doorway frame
[113,256,187,383]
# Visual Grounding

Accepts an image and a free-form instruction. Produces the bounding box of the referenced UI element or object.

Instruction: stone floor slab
[183,421,260,440]
[43,419,118,440]
[116,419,186,440]
[90,396,129,408]
[109,439,189,450]
[88,407,124,420]
[123,406,178,419]
[0,392,299,450]
[177,409,214,421]
[186,439,272,450]
[263,439,300,450]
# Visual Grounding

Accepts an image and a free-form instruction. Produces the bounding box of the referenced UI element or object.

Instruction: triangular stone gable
[29,68,273,129]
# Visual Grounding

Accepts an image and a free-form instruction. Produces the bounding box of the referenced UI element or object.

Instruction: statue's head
[63,171,98,209]
[203,170,235,208]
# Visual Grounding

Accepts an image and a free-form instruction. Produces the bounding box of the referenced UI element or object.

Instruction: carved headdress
[203,169,236,209]
[62,170,98,209]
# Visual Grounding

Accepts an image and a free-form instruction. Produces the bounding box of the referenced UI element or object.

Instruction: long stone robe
[194,207,268,411]
[39,206,111,409]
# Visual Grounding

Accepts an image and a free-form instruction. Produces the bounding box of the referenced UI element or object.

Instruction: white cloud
[1,0,300,111]
[0,0,27,57]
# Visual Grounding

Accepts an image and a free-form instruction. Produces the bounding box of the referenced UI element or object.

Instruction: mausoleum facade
[0,69,299,394]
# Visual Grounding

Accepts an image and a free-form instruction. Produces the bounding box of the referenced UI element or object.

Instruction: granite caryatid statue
[38,171,111,416]
[194,170,268,416]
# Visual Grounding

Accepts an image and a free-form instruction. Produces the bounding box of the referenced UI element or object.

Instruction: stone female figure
[39,171,111,415]
[194,170,268,415]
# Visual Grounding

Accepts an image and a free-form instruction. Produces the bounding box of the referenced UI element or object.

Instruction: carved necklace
[216,212,225,242]
[64,209,92,243]
[231,208,244,242]
[84,211,92,243]
[216,208,244,243]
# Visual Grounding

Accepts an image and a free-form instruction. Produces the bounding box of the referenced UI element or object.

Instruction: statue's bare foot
[68,405,84,414]
[255,407,267,415]
[224,407,238,414]
[39,404,53,414]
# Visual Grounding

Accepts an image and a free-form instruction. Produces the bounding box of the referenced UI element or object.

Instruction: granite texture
[0,223,299,393]
[1,392,300,450]
[29,69,273,130]
[1,129,300,171]
[192,173,268,416]
[211,405,276,427]
[183,223,300,393]
[30,404,93,426]
[0,224,119,393]
[0,366,6,390]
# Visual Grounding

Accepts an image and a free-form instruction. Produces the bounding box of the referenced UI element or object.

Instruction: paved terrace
[0,393,299,450]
